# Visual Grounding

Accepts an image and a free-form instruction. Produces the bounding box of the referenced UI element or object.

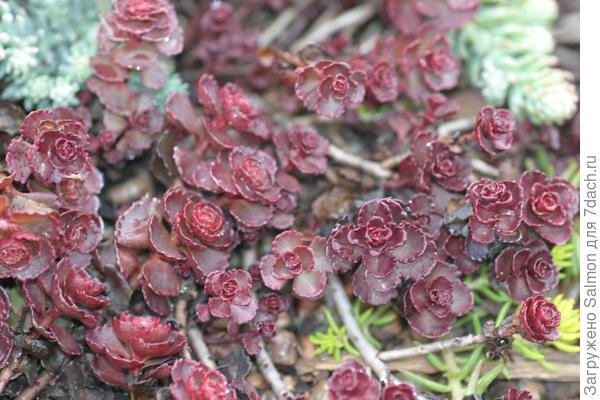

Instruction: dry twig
[328,144,392,179]
[327,274,394,384]
[291,3,376,52]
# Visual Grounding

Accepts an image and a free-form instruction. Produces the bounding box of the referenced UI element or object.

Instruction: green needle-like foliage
[552,233,580,281]
[453,0,578,126]
[352,300,396,349]
[308,309,359,361]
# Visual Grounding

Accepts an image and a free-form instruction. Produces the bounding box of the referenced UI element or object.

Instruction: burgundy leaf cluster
[327,360,420,400]
[501,387,533,400]
[86,313,186,386]
[521,171,579,245]
[518,295,561,343]
[23,253,108,355]
[386,0,480,34]
[205,269,257,324]
[495,240,558,301]
[274,124,329,175]
[474,106,516,155]
[186,1,258,72]
[465,171,578,250]
[351,38,401,104]
[295,61,367,119]
[88,0,183,163]
[259,230,332,300]
[0,155,106,355]
[114,188,236,315]
[170,358,237,400]
[168,73,328,235]
[395,23,462,104]
[7,108,102,211]
[388,92,459,143]
[293,24,462,117]
[381,383,418,400]
[394,130,471,192]
[327,360,381,400]
[402,261,473,338]
[326,198,437,306]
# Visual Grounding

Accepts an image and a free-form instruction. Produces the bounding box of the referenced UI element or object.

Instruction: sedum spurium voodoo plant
[0,0,579,398]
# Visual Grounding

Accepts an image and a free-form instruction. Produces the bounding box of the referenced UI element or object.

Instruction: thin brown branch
[256,338,291,398]
[471,158,500,177]
[379,333,488,362]
[176,298,192,360]
[328,144,392,179]
[328,274,394,384]
[437,118,475,138]
[380,151,410,169]
[188,324,217,369]
[258,0,311,47]
[0,352,23,394]
[291,3,376,52]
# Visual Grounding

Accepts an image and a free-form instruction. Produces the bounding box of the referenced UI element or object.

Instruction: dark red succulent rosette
[229,147,281,205]
[295,61,366,119]
[351,39,401,104]
[403,261,473,338]
[396,131,470,192]
[116,195,161,250]
[520,171,579,245]
[386,0,479,34]
[90,89,165,164]
[0,286,13,369]
[220,82,271,141]
[406,194,444,239]
[0,230,55,281]
[7,109,96,186]
[273,124,329,175]
[502,387,533,400]
[174,193,236,251]
[61,210,103,255]
[328,359,381,400]
[344,199,438,305]
[188,1,258,71]
[193,74,270,148]
[170,358,237,400]
[442,234,480,274]
[162,187,235,276]
[50,254,108,328]
[325,219,363,274]
[259,231,331,300]
[381,383,418,400]
[86,313,186,387]
[104,0,182,53]
[518,295,560,343]
[495,240,558,301]
[258,293,289,316]
[56,171,103,212]
[397,24,461,103]
[474,106,515,155]
[205,269,257,324]
[22,259,106,356]
[466,178,523,244]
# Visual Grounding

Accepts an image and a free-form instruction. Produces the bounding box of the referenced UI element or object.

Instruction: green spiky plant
[453,0,578,126]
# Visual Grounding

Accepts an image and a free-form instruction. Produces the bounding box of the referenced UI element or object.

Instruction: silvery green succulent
[0,0,107,109]
[453,0,578,126]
